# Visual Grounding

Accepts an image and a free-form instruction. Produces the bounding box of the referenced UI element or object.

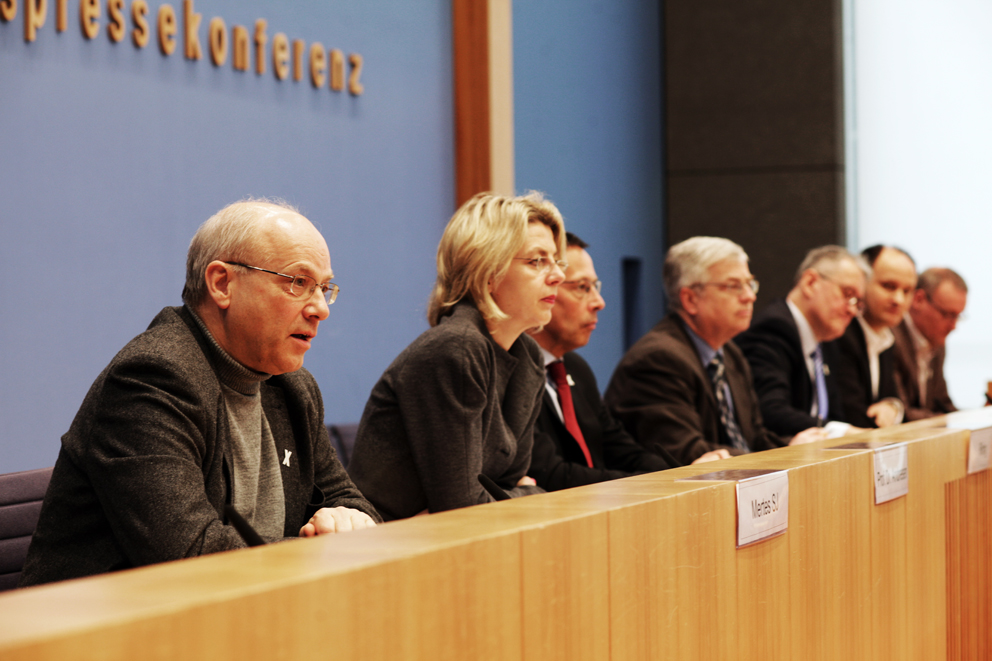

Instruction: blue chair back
[327,423,359,469]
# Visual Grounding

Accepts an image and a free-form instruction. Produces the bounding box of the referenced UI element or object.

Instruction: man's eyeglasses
[925,290,965,323]
[513,256,568,275]
[817,271,864,311]
[693,278,760,296]
[562,279,602,300]
[224,262,340,305]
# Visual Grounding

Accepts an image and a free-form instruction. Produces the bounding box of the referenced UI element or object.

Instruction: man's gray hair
[182,198,301,308]
[664,236,748,312]
[917,266,968,295]
[792,245,871,287]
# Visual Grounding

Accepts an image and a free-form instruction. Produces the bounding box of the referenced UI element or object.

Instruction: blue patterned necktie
[707,354,749,452]
[812,345,829,421]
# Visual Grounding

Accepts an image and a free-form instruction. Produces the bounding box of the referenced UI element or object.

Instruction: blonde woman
[348,192,567,520]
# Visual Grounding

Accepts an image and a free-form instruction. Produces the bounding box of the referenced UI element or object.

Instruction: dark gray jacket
[20,306,377,587]
[348,301,545,520]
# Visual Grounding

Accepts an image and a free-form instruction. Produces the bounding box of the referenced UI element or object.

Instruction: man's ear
[679,286,699,316]
[204,261,235,310]
[912,287,927,306]
[798,269,818,298]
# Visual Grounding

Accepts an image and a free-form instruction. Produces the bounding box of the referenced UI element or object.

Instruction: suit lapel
[542,389,571,439]
[775,300,814,409]
[850,320,872,385]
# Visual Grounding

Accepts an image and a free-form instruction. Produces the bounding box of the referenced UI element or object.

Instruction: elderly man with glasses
[736,246,868,438]
[892,267,968,420]
[20,199,379,588]
[604,237,823,466]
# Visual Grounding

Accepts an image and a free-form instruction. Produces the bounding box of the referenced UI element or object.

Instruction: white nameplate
[943,410,992,475]
[736,470,789,548]
[873,443,909,504]
[967,428,992,475]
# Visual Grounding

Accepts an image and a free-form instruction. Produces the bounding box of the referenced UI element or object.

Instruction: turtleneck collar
[186,306,271,396]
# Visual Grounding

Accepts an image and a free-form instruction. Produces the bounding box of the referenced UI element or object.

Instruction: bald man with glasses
[893,267,967,420]
[21,200,379,588]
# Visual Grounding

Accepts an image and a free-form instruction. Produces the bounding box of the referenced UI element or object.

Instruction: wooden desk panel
[673,481,739,660]
[520,510,610,661]
[904,431,964,660]
[946,467,992,660]
[607,496,681,661]
[786,452,873,659]
[1,421,989,661]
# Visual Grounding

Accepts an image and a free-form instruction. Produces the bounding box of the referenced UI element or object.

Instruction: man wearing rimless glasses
[605,237,822,466]
[892,267,968,420]
[21,199,379,588]
[737,245,868,438]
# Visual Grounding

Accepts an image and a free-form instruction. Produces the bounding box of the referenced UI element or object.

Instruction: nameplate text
[736,470,789,548]
[873,443,909,504]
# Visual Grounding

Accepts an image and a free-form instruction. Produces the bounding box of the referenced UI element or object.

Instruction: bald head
[183,199,319,309]
[188,200,334,375]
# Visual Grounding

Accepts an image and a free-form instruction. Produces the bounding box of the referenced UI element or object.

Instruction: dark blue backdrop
[1,0,664,473]
[1,1,454,472]
[514,0,665,396]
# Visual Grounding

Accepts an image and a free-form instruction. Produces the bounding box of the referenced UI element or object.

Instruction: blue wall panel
[1,1,453,472]
[513,0,665,389]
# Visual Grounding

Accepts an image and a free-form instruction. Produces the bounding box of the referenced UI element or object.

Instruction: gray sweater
[348,301,546,520]
[20,306,378,587]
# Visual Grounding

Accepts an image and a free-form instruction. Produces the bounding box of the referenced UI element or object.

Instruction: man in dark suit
[604,237,824,466]
[735,246,867,437]
[527,235,724,491]
[893,267,967,420]
[831,245,917,428]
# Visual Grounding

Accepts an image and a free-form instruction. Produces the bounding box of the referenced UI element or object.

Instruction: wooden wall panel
[452,0,514,206]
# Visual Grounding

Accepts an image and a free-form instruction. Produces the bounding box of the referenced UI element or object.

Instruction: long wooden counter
[1,412,990,660]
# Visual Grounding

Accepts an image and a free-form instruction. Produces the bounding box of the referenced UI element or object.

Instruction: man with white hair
[605,237,824,465]
[21,199,379,587]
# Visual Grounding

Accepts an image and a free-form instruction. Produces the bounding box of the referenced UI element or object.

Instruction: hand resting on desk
[300,507,377,536]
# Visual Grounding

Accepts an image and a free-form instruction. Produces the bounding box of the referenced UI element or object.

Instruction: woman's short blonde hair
[427,191,566,327]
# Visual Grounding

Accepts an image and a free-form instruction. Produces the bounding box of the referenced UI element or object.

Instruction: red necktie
[547,361,594,468]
